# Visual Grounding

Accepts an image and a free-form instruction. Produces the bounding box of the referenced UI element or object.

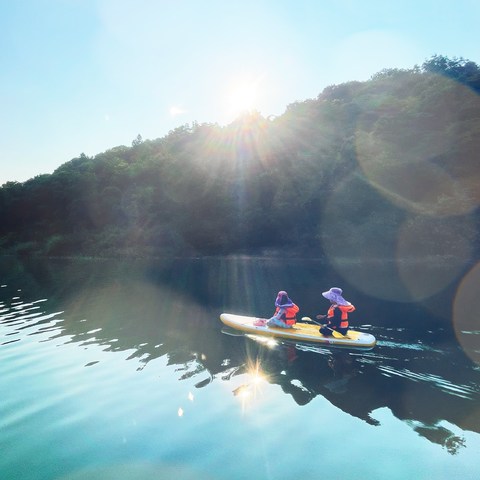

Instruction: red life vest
[327,304,355,329]
[275,304,299,325]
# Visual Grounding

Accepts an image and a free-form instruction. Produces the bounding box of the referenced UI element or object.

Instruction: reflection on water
[208,330,480,434]
[1,256,479,480]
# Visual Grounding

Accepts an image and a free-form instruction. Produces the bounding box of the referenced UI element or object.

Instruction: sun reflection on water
[232,357,269,413]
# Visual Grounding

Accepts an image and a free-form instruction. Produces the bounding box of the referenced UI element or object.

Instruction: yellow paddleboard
[220,313,376,349]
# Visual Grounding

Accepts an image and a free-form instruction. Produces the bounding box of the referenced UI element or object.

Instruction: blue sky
[1,0,479,185]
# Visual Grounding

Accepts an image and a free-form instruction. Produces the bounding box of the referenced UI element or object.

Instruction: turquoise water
[1,257,479,480]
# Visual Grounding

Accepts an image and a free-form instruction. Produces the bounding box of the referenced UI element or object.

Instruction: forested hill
[1,55,480,259]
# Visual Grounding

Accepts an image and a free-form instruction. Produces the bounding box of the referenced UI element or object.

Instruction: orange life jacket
[275,304,299,325]
[327,304,355,329]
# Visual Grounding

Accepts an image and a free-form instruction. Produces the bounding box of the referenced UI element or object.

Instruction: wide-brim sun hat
[322,287,350,306]
[275,290,294,308]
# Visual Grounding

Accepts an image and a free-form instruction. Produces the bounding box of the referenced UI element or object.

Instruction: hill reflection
[198,332,478,455]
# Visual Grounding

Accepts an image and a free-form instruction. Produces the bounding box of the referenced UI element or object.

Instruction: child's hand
[316,314,326,320]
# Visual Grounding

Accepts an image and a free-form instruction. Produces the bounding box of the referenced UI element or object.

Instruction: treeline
[1,55,480,259]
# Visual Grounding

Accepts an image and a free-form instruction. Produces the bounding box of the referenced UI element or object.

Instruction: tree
[132,134,143,147]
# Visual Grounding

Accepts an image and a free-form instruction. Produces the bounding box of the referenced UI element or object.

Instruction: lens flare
[321,169,477,304]
[397,215,475,301]
[320,174,412,301]
[453,262,480,365]
[355,74,480,217]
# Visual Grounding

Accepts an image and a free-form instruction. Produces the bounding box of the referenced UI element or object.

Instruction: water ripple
[377,365,479,399]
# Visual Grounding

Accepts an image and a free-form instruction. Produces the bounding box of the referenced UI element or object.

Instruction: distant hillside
[1,55,480,260]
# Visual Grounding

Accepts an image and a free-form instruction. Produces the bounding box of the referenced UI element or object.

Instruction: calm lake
[1,255,479,480]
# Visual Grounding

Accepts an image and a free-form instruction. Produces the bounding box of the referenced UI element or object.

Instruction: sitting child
[267,290,299,329]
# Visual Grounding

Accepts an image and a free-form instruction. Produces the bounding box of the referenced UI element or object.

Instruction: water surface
[1,256,479,480]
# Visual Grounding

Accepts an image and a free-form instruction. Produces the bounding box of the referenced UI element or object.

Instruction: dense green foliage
[1,55,480,259]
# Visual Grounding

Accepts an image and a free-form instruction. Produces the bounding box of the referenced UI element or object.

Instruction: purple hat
[322,287,350,306]
[275,290,294,308]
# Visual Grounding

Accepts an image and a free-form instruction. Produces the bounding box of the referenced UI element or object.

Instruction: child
[317,287,355,336]
[267,290,299,329]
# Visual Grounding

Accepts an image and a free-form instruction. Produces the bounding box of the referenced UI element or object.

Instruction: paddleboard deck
[220,313,376,349]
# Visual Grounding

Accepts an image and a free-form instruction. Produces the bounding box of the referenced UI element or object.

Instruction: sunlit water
[1,257,479,480]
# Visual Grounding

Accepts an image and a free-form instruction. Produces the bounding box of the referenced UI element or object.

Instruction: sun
[225,76,262,118]
[228,83,256,112]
